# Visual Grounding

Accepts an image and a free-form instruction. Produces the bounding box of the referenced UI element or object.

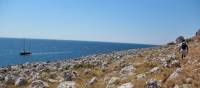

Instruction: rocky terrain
[0,29,200,88]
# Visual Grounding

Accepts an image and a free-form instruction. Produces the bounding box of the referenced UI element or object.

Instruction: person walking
[178,40,189,58]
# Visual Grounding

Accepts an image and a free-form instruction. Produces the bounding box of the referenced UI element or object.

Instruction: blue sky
[0,0,200,44]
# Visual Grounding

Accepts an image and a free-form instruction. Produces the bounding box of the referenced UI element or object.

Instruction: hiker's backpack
[181,43,188,50]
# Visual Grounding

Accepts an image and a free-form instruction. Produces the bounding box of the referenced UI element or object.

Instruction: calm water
[0,38,155,67]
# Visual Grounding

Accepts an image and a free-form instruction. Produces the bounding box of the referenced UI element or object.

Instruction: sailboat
[20,38,32,55]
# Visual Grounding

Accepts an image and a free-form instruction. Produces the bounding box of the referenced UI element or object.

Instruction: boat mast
[23,38,26,51]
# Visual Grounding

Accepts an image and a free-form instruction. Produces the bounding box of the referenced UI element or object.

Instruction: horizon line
[0,36,159,46]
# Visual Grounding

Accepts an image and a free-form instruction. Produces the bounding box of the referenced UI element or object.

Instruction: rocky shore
[1,29,200,88]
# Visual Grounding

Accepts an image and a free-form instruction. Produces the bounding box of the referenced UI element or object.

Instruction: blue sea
[0,38,155,67]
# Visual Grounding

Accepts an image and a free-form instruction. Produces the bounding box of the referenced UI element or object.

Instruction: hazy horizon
[1,0,200,44]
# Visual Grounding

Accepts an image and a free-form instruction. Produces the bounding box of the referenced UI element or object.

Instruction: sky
[0,0,200,44]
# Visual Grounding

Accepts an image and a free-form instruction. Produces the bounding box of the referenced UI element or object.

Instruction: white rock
[185,78,193,84]
[106,77,120,88]
[88,77,97,85]
[29,80,49,88]
[4,74,16,84]
[171,60,181,67]
[15,77,26,86]
[168,68,182,80]
[173,85,179,88]
[48,79,59,83]
[83,69,92,75]
[0,74,5,81]
[118,82,134,88]
[145,79,161,88]
[120,65,136,75]
[0,84,6,88]
[149,67,160,73]
[63,70,77,81]
[57,81,76,88]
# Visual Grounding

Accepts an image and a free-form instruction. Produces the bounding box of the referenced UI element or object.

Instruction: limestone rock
[118,82,134,88]
[106,77,120,88]
[0,74,5,81]
[0,83,6,88]
[4,74,16,84]
[57,81,76,88]
[63,70,77,81]
[185,78,193,84]
[120,65,136,75]
[87,77,97,85]
[149,67,160,73]
[83,69,92,75]
[171,60,181,67]
[15,77,26,86]
[145,79,161,88]
[168,68,182,80]
[29,80,49,88]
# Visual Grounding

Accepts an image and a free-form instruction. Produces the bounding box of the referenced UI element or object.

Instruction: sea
[0,38,155,67]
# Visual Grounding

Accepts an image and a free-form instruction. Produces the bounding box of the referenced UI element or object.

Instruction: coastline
[0,34,200,88]
[0,46,160,87]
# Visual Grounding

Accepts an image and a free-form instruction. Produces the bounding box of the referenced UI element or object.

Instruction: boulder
[83,69,92,75]
[149,67,160,73]
[171,60,181,67]
[174,84,192,88]
[48,79,59,83]
[15,77,26,86]
[118,82,134,88]
[4,74,16,84]
[145,79,161,88]
[87,77,97,85]
[0,84,6,88]
[168,68,182,80]
[63,70,77,81]
[106,77,120,88]
[160,58,168,67]
[57,81,76,88]
[0,74,5,81]
[167,54,176,61]
[185,78,193,84]
[29,80,49,88]
[120,65,136,75]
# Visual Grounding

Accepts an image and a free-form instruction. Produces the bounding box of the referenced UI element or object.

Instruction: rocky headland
[0,29,200,88]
